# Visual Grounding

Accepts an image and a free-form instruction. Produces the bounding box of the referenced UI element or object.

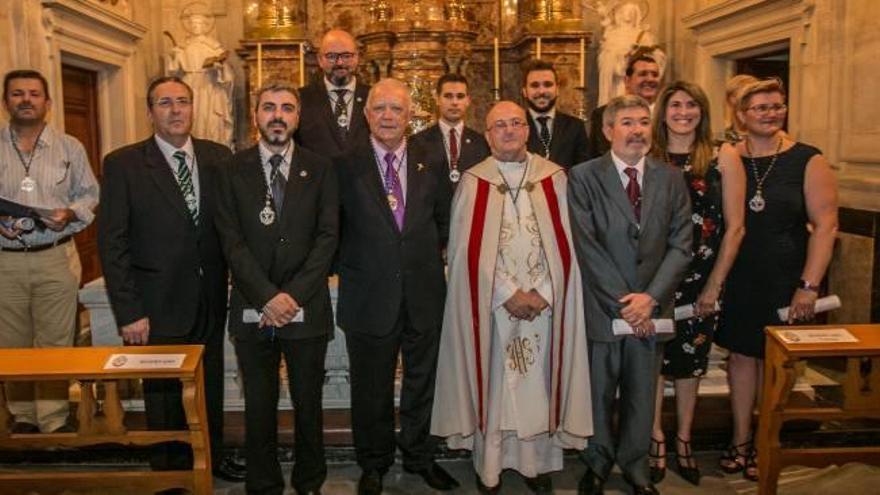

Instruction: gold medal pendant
[387,194,399,211]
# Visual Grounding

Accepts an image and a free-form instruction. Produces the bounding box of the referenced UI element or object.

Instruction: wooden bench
[757,324,880,494]
[0,345,212,494]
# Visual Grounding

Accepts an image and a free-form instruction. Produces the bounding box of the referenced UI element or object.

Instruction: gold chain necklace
[745,136,783,213]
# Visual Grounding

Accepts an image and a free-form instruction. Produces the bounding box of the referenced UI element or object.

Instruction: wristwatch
[798,279,820,293]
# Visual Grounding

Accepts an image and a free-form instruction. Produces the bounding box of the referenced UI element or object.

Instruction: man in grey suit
[568,95,692,495]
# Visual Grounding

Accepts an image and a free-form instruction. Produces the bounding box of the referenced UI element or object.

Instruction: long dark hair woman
[647,80,746,486]
[715,78,838,481]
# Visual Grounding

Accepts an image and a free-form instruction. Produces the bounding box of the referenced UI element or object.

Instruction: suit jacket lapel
[357,141,398,232]
[550,114,566,158]
[428,126,449,170]
[526,114,542,154]
[315,84,345,149]
[598,156,638,225]
[348,84,369,138]
[640,157,659,225]
[283,146,312,219]
[403,142,427,234]
[145,138,193,225]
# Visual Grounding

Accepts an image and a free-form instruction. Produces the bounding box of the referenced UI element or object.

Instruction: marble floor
[209,452,880,495]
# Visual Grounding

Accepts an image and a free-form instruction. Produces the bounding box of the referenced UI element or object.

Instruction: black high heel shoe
[675,436,700,486]
[649,436,666,483]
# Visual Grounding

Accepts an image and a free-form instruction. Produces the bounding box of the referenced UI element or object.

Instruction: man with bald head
[334,78,456,494]
[432,101,592,494]
[295,29,370,156]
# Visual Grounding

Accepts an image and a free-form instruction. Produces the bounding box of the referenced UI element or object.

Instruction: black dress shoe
[358,470,383,495]
[404,462,460,491]
[623,474,660,495]
[578,468,605,495]
[524,473,553,494]
[10,422,39,434]
[213,455,246,482]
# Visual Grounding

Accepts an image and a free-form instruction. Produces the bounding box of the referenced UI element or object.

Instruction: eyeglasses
[323,52,356,63]
[746,103,787,115]
[488,119,528,131]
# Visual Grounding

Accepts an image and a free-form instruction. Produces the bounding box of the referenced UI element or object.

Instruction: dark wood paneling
[61,64,102,284]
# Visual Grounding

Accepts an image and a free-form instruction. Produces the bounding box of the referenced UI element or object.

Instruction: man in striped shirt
[0,69,99,434]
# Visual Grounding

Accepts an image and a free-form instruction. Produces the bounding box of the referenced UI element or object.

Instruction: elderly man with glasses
[295,29,370,157]
[432,100,592,494]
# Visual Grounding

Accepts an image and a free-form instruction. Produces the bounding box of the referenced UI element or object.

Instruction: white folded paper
[612,319,675,336]
[777,295,841,321]
[674,302,721,321]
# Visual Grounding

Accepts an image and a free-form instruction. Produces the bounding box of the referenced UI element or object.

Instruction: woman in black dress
[716,78,838,480]
[647,81,746,485]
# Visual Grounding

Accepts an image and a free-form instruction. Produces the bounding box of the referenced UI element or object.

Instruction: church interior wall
[0,0,875,210]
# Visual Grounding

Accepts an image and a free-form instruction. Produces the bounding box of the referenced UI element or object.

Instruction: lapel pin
[300,170,308,178]
[417,163,425,172]
[465,138,471,144]
[356,96,363,103]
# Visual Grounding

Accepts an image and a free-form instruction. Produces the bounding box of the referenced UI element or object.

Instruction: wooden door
[61,64,102,284]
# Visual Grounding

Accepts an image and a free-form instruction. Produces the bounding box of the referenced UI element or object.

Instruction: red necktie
[448,127,459,169]
[624,167,641,222]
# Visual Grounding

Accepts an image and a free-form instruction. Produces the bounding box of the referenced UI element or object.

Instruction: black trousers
[345,305,441,473]
[235,334,328,495]
[143,297,225,472]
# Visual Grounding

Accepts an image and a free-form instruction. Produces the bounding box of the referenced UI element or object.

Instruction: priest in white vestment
[431,101,592,493]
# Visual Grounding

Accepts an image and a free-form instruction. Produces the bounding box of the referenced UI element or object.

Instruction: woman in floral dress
[647,81,746,485]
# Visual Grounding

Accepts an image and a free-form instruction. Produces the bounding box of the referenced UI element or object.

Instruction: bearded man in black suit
[295,29,369,157]
[521,59,591,169]
[215,82,338,495]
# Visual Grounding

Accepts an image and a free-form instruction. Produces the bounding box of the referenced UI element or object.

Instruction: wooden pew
[757,324,880,494]
[0,345,212,494]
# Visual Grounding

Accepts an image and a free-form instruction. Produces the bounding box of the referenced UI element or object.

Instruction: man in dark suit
[587,54,661,159]
[521,59,591,168]
[215,82,337,495]
[335,78,457,495]
[295,29,369,157]
[568,95,692,495]
[409,73,489,188]
[98,76,244,482]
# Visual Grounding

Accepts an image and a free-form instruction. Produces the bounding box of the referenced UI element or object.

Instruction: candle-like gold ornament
[257,42,263,88]
[579,38,585,87]
[536,37,542,59]
[299,42,305,87]
[493,37,500,90]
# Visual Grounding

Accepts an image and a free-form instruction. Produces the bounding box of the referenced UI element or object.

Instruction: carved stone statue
[165,3,234,148]
[594,1,666,106]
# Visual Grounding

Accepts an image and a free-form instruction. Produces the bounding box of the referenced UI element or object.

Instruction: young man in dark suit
[335,78,456,495]
[215,82,338,495]
[568,95,692,495]
[521,59,591,168]
[587,54,661,160]
[409,73,490,188]
[98,76,243,482]
[295,29,370,157]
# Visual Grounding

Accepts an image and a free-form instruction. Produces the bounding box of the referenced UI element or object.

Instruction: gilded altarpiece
[238,0,591,138]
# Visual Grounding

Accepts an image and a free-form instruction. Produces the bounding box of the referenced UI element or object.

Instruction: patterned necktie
[333,88,349,140]
[448,127,459,170]
[384,152,405,230]
[536,115,551,157]
[172,150,198,224]
[269,154,286,213]
[624,166,641,222]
